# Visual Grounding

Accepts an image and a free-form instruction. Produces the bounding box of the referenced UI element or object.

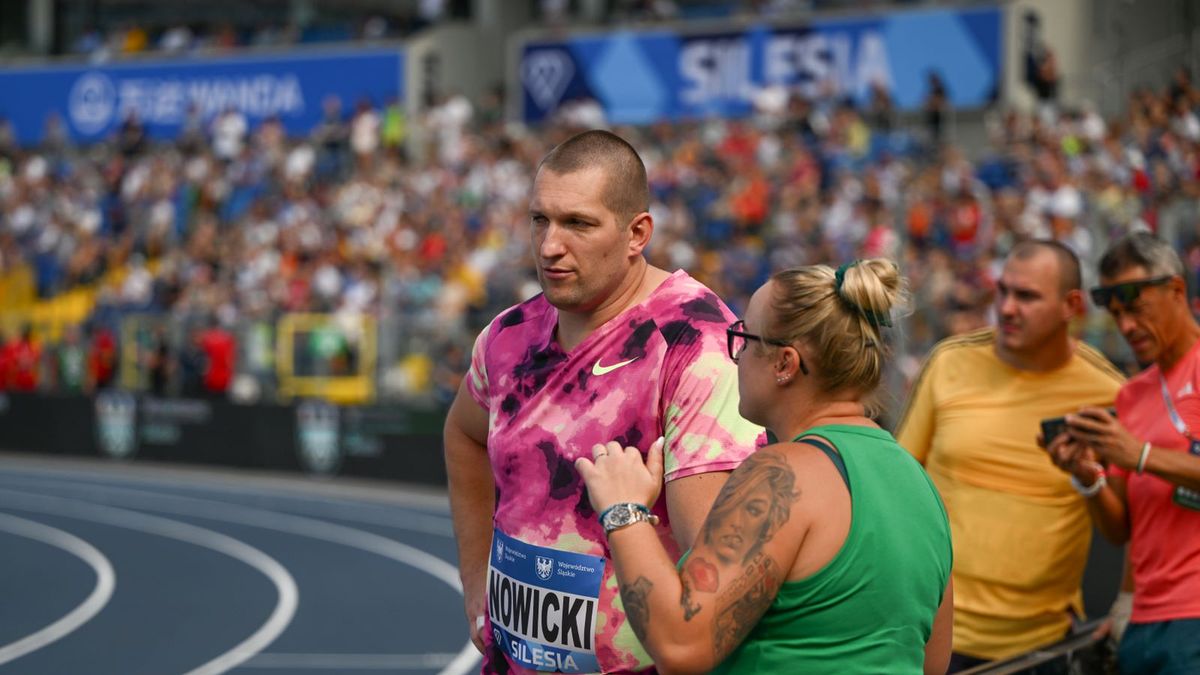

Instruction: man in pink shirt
[443,130,762,674]
[1048,232,1200,673]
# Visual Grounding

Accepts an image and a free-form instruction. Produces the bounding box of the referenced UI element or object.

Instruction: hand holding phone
[1040,416,1069,446]
[1040,408,1116,446]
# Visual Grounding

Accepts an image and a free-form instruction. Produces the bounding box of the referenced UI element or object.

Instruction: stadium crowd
[1,65,1199,405]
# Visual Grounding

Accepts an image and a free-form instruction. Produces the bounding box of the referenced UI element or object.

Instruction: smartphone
[1041,407,1117,443]
[1040,416,1069,444]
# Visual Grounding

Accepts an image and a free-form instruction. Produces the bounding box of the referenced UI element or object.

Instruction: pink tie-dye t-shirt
[467,271,763,674]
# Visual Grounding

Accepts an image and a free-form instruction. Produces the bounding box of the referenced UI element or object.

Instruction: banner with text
[0,48,404,145]
[519,5,1001,124]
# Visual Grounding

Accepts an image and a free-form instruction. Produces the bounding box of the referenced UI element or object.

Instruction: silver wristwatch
[600,502,660,534]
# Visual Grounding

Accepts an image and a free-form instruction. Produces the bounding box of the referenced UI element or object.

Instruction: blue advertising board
[0,48,404,146]
[520,6,1002,124]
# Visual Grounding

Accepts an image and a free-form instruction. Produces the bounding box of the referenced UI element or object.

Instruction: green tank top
[711,424,952,674]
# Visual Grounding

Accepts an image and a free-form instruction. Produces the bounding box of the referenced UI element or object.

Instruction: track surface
[0,454,479,675]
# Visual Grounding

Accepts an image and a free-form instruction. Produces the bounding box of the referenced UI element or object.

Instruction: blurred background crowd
[0,0,1197,422]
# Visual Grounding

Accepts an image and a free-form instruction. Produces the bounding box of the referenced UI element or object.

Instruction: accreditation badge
[487,528,605,673]
[1174,440,1200,511]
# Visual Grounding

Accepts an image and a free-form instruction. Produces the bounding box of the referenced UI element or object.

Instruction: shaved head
[537,130,649,224]
[1009,240,1082,296]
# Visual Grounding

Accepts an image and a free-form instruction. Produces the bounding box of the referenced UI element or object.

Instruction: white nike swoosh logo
[592,357,639,376]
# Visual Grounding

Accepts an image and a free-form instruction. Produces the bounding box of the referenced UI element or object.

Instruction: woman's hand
[576,437,665,514]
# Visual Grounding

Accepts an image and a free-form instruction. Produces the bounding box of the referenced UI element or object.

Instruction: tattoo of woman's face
[702,452,799,564]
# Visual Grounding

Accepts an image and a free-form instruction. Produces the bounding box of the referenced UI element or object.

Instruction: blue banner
[521,6,1002,124]
[0,48,404,146]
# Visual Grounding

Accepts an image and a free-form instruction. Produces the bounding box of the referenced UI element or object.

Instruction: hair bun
[834,259,904,330]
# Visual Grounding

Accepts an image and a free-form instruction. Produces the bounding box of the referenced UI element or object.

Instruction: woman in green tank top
[577,260,954,674]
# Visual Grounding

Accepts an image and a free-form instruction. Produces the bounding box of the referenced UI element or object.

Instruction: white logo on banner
[535,555,554,580]
[496,539,505,562]
[522,50,574,111]
[69,72,117,133]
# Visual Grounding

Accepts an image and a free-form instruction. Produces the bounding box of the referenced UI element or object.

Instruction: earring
[777,377,790,385]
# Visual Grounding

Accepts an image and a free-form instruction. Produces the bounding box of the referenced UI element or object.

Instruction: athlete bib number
[1175,440,1200,511]
[487,528,606,673]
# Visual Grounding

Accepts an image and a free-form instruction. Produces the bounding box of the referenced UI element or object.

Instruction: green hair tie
[833,260,892,328]
[834,261,856,293]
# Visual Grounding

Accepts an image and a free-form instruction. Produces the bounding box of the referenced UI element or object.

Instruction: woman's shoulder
[754,439,852,495]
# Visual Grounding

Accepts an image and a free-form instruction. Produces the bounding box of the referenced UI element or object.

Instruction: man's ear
[627,212,653,256]
[1169,275,1189,301]
[1064,288,1085,319]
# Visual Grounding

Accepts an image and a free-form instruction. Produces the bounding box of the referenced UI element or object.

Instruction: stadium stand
[2,51,1198,406]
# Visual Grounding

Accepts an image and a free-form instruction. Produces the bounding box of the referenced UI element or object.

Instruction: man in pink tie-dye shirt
[444,130,762,674]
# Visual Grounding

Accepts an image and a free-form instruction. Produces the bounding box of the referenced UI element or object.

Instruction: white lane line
[240,652,457,669]
[0,489,298,675]
[0,512,116,666]
[0,479,482,675]
[0,462,450,510]
[0,468,455,536]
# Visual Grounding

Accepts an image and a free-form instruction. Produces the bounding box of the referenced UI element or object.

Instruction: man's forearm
[1144,446,1200,492]
[1086,486,1129,545]
[446,432,496,593]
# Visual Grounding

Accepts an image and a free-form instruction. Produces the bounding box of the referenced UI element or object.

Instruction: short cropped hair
[1098,231,1185,280]
[1009,239,1082,295]
[537,130,649,224]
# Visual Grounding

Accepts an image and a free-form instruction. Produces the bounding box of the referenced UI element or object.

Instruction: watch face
[603,503,638,529]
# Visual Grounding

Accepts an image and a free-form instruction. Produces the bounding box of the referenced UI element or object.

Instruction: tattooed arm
[581,445,811,674]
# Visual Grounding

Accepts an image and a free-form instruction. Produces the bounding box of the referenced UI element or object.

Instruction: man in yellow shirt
[898,240,1124,670]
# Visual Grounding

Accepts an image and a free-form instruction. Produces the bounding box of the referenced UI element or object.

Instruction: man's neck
[1158,321,1200,372]
[994,335,1074,373]
[556,262,664,351]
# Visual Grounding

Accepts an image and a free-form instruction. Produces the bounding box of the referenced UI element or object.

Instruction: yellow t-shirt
[896,328,1124,660]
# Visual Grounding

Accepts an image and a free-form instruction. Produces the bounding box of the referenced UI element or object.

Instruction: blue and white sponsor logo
[69,72,117,134]
[521,49,575,111]
[535,555,554,581]
[495,538,505,563]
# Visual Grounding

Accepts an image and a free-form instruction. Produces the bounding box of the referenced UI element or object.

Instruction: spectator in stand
[52,325,88,393]
[88,324,118,390]
[6,325,41,392]
[350,99,381,170]
[212,106,248,163]
[1030,42,1061,122]
[0,328,11,391]
[199,317,236,398]
[146,326,173,396]
[898,241,1125,670]
[1048,233,1200,674]
[924,71,949,145]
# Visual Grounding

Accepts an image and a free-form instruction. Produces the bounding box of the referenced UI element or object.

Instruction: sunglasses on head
[1089,275,1175,307]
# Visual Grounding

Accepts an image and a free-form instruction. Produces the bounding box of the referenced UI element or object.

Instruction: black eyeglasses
[727,320,787,362]
[1089,275,1175,307]
[726,320,809,374]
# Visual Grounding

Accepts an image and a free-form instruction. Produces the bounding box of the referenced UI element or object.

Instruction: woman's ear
[775,346,802,384]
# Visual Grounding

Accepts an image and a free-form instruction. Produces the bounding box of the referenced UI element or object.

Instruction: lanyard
[1159,371,1192,439]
